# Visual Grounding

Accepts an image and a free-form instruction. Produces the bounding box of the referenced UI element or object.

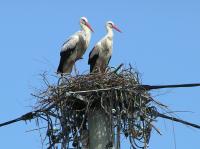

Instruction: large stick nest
[33,66,164,149]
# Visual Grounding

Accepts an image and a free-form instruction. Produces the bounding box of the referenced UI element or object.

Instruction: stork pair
[57,17,121,74]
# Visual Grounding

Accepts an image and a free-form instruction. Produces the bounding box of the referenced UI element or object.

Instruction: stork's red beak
[113,25,122,33]
[86,22,94,32]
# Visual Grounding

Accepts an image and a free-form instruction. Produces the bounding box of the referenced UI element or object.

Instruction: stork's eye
[108,23,113,28]
[82,20,87,25]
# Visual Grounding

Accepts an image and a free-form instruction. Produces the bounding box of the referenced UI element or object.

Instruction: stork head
[106,21,122,33]
[80,17,94,32]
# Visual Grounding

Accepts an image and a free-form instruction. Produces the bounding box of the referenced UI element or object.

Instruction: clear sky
[0,0,200,148]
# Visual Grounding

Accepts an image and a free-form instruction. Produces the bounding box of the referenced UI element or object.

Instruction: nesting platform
[0,65,199,149]
[33,66,162,149]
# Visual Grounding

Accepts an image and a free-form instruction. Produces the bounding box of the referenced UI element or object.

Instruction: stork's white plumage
[88,21,121,73]
[57,17,94,74]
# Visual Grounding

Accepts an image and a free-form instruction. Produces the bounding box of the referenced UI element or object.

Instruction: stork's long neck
[106,27,114,40]
[81,25,92,47]
[85,29,91,47]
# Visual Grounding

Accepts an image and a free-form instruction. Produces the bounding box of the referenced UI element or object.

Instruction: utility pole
[88,107,113,149]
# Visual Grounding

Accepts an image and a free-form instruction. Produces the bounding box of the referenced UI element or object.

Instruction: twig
[112,63,123,74]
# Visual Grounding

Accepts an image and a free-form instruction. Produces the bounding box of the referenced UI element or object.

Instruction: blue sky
[0,0,200,148]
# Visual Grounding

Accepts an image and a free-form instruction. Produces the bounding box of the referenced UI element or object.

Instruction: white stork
[88,21,121,73]
[57,17,94,74]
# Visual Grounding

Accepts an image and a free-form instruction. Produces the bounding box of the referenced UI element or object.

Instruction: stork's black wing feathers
[57,36,78,73]
[89,54,99,72]
[88,47,99,73]
[57,47,75,73]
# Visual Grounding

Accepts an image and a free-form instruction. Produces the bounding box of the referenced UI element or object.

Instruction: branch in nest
[112,63,123,74]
